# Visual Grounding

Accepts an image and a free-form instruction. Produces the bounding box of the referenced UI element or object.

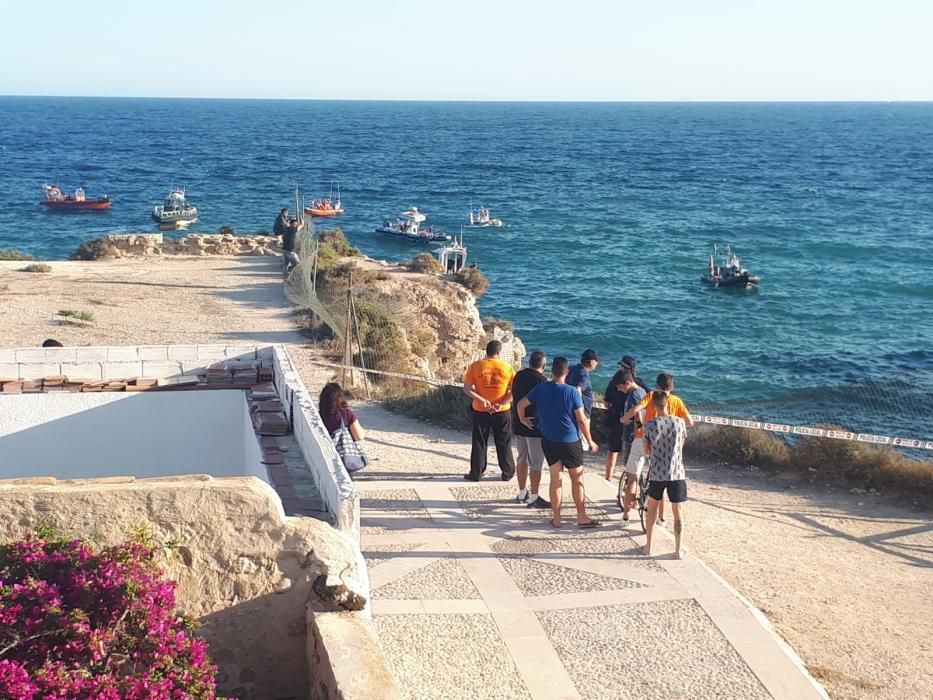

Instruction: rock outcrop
[102,233,281,257]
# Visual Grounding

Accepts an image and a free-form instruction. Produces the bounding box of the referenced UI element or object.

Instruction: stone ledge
[307,610,402,700]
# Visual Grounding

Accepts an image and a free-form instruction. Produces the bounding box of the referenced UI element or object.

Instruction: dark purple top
[322,407,358,435]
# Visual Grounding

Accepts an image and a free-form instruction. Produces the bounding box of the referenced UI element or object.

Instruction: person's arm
[621,394,649,424]
[517,397,534,430]
[349,420,365,442]
[574,407,598,453]
[682,406,694,429]
[462,368,491,410]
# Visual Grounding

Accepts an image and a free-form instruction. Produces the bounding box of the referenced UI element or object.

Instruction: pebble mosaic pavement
[357,451,826,700]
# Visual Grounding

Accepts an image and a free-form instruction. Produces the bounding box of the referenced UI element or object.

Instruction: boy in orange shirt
[463,341,516,481]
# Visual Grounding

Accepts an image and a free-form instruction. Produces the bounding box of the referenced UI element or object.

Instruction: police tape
[311,361,933,451]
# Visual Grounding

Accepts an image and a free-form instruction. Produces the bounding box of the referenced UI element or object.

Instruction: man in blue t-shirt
[516,356,600,529]
[566,348,599,419]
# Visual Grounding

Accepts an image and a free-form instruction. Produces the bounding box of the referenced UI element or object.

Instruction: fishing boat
[375,207,451,243]
[152,187,198,225]
[40,184,112,211]
[304,183,344,217]
[467,202,503,227]
[701,245,760,288]
[434,231,468,273]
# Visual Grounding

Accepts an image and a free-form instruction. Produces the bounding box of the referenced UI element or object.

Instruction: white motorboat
[375,207,452,243]
[467,203,503,227]
[152,187,198,225]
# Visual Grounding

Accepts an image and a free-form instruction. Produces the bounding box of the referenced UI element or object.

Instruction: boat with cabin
[304,183,344,217]
[152,187,198,225]
[40,184,112,211]
[467,202,503,227]
[701,245,760,288]
[434,231,468,273]
[375,207,451,243]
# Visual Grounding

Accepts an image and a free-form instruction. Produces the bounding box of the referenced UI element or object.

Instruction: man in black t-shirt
[510,351,551,508]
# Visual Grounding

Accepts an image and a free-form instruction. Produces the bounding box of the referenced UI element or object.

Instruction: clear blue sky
[2,0,931,100]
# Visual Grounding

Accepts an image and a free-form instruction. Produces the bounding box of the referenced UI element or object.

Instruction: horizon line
[1,94,931,104]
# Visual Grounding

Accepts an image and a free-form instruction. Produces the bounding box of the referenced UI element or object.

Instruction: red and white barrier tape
[312,361,933,451]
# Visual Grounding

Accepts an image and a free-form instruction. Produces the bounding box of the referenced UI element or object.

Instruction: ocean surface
[1,98,932,440]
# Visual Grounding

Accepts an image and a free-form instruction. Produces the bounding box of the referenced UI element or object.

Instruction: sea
[1,98,932,441]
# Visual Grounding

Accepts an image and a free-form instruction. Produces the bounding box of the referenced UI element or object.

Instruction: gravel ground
[362,543,424,569]
[537,601,771,700]
[372,558,480,600]
[498,556,646,597]
[374,613,532,700]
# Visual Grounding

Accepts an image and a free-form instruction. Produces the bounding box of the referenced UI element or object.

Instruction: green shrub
[0,248,36,261]
[384,385,472,430]
[57,309,95,323]
[685,425,790,468]
[352,298,411,378]
[21,263,52,273]
[320,228,361,258]
[70,238,119,261]
[404,253,443,274]
[452,267,489,296]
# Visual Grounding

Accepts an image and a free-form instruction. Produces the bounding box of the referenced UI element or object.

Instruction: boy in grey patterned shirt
[642,391,688,559]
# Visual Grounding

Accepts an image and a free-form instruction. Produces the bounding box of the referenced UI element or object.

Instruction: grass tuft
[0,248,36,261]
[21,263,52,273]
[57,309,96,323]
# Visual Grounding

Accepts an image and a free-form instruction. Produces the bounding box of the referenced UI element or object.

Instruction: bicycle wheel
[616,472,626,511]
[638,475,649,533]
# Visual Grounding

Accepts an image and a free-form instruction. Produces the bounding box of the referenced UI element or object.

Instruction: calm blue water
[1,98,932,439]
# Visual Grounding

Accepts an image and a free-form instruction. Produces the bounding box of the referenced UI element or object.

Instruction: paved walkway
[354,406,827,700]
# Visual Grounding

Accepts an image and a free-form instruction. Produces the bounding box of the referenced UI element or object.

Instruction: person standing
[463,341,516,482]
[276,208,300,280]
[603,369,629,482]
[517,356,600,529]
[618,370,647,523]
[510,351,551,509]
[642,391,689,559]
[566,349,599,419]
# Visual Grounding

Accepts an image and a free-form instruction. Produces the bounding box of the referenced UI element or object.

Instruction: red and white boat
[304,183,344,217]
[40,184,112,211]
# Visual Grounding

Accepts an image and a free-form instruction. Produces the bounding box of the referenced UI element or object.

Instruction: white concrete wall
[0,392,268,482]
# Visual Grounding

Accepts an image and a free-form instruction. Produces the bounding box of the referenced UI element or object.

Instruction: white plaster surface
[0,392,267,482]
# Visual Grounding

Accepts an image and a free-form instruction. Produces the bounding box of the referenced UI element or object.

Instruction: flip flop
[576,520,602,529]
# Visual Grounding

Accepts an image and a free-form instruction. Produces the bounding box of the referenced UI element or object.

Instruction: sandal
[576,520,602,529]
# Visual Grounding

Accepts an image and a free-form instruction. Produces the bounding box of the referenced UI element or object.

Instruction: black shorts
[647,479,688,503]
[607,422,623,453]
[541,438,584,470]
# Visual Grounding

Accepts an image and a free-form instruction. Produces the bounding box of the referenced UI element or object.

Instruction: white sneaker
[515,489,529,504]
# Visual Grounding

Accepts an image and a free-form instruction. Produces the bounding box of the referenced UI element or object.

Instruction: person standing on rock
[517,356,600,529]
[510,350,551,509]
[463,340,516,482]
[642,391,688,559]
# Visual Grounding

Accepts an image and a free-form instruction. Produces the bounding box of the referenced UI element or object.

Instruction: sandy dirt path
[2,256,930,698]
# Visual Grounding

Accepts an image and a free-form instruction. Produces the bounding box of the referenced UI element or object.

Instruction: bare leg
[530,468,543,497]
[549,463,563,527]
[671,502,686,559]
[658,495,667,524]
[642,496,660,555]
[604,451,617,481]
[516,462,529,492]
[568,467,593,525]
[622,473,637,518]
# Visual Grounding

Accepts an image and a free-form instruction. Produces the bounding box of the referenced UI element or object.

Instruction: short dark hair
[619,355,637,369]
[652,390,669,408]
[280,208,288,214]
[613,369,633,386]
[656,373,674,391]
[552,356,570,378]
[581,349,599,364]
[486,340,502,357]
[42,338,63,348]
[529,350,546,370]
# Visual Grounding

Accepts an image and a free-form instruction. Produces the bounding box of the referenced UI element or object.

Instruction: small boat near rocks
[376,207,451,243]
[40,184,112,211]
[434,232,468,273]
[701,245,760,288]
[304,183,344,217]
[152,187,198,226]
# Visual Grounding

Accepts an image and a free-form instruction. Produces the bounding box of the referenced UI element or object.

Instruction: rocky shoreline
[88,232,282,257]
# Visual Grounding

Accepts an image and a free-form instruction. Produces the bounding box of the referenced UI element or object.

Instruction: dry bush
[320,228,361,257]
[452,267,489,296]
[0,248,36,261]
[70,238,119,261]
[57,309,95,323]
[21,263,52,273]
[383,385,472,430]
[482,316,514,333]
[404,253,443,274]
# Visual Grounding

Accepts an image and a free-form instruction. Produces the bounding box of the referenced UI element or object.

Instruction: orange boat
[40,184,112,211]
[304,183,344,217]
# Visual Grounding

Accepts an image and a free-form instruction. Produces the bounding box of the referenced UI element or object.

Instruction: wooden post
[343,272,354,387]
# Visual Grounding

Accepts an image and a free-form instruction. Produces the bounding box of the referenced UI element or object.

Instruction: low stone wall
[0,476,368,700]
[103,233,281,257]
[307,611,402,700]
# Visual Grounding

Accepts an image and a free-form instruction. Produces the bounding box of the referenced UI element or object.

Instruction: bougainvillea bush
[0,530,218,699]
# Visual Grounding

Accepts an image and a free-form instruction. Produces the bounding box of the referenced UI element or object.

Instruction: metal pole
[344,271,354,387]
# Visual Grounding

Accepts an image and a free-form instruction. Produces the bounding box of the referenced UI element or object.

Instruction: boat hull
[701,274,760,288]
[40,199,112,211]
[304,208,344,217]
[375,226,451,243]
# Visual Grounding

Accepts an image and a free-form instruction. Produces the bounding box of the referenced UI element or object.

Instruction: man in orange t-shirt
[463,340,516,482]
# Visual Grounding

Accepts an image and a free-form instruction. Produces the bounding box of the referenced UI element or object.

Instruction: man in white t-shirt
[642,391,688,559]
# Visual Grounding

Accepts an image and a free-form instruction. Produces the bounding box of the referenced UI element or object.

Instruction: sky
[1,0,931,101]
